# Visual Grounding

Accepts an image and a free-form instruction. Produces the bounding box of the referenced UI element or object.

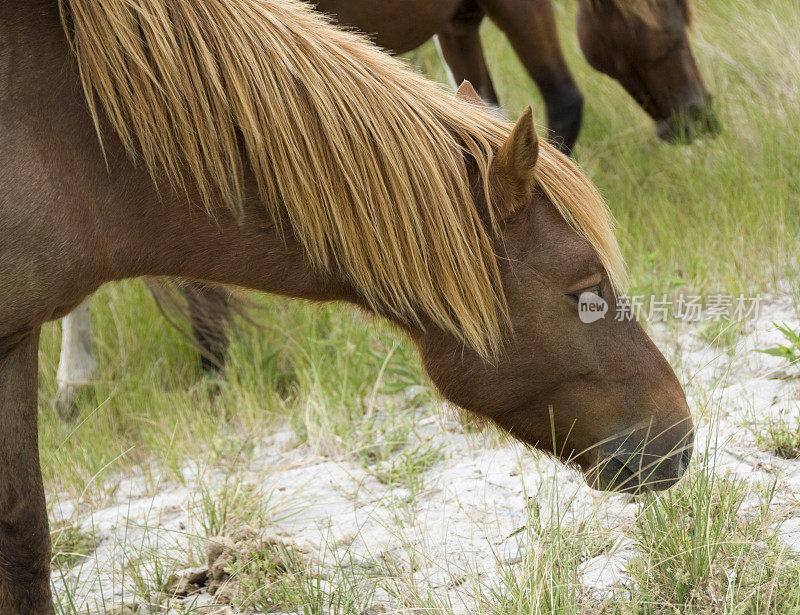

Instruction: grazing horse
[577,0,720,142]
[53,0,720,419]
[315,0,719,147]
[0,0,693,610]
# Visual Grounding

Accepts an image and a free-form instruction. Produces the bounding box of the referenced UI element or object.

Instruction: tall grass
[38,283,430,498]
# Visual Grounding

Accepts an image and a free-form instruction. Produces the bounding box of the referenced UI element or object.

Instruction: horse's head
[576,0,720,143]
[416,84,693,493]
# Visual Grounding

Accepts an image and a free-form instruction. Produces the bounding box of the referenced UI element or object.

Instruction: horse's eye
[567,284,602,303]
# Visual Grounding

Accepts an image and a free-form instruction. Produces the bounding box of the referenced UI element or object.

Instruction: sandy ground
[49,286,800,613]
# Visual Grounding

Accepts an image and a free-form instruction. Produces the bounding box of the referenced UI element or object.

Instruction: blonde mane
[60,0,624,358]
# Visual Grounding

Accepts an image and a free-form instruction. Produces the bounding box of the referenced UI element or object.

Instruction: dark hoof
[54,385,85,421]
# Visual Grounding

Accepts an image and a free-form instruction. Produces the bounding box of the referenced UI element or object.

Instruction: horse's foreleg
[478,0,583,152]
[55,297,96,421]
[182,283,231,374]
[0,329,54,614]
[435,1,501,107]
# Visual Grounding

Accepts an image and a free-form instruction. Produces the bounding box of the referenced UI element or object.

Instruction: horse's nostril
[594,455,644,494]
[596,426,694,493]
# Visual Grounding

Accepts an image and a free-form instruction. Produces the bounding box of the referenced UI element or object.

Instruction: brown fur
[0,331,51,612]
[586,0,690,26]
[587,0,693,26]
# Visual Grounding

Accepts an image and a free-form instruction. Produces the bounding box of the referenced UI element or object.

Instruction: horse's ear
[491,106,540,217]
[456,80,486,108]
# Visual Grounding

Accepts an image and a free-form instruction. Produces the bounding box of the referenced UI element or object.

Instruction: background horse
[315,0,720,148]
[53,0,720,419]
[54,281,231,419]
[0,0,692,610]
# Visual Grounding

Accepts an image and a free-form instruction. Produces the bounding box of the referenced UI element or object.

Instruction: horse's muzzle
[656,99,721,144]
[592,430,694,494]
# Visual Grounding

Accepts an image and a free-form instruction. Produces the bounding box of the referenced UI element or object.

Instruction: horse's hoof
[54,385,85,421]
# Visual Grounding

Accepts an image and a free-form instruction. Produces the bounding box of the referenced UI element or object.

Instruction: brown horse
[53,0,720,419]
[314,0,720,148]
[0,0,692,610]
[577,0,720,142]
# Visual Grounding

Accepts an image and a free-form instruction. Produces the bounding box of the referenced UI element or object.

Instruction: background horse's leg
[477,0,583,152]
[0,329,54,614]
[55,297,96,421]
[182,283,231,374]
[435,0,501,107]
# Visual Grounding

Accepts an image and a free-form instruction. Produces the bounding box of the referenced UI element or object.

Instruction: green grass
[625,459,800,614]
[474,487,590,614]
[751,407,800,459]
[38,284,431,498]
[50,523,96,570]
[698,318,745,351]
[191,480,277,538]
[758,322,800,370]
[39,0,800,612]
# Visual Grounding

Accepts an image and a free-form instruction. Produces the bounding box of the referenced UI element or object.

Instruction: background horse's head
[576,0,720,143]
[417,84,693,493]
